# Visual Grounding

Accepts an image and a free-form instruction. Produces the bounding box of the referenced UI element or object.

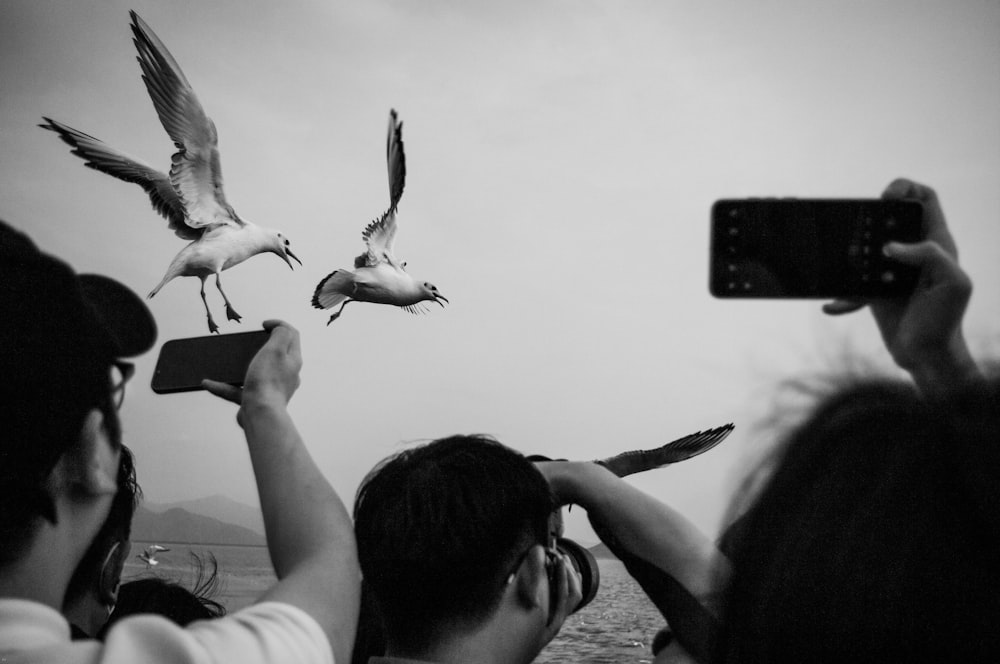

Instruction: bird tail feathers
[312,269,355,310]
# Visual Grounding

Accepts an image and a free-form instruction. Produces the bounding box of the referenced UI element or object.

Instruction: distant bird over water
[137,544,170,568]
[40,11,301,334]
[312,109,447,324]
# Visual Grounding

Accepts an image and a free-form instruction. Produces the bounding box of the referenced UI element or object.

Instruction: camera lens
[554,536,600,613]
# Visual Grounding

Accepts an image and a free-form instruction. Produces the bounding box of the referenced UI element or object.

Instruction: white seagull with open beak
[312,109,447,324]
[40,11,301,334]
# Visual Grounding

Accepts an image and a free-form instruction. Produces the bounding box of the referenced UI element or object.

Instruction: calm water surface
[127,543,665,663]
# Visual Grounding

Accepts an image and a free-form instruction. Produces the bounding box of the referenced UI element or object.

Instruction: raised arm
[824,178,982,398]
[204,320,360,664]
[538,461,728,662]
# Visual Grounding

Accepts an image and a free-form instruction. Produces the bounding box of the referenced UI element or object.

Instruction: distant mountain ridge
[588,542,618,560]
[143,494,265,536]
[132,504,265,546]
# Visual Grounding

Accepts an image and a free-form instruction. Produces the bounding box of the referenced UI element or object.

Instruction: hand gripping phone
[710,198,924,298]
[151,330,270,394]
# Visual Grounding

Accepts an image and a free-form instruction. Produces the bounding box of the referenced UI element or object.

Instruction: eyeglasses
[110,361,135,410]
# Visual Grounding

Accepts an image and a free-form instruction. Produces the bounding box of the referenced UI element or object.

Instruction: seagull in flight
[312,109,447,324]
[40,11,301,334]
[137,544,170,568]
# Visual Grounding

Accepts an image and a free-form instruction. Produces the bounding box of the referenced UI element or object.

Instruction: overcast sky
[2,0,998,541]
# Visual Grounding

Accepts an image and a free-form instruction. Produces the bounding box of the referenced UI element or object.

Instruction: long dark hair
[719,376,1000,662]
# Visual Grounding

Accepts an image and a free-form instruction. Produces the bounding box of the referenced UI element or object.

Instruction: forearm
[241,399,360,661]
[904,330,983,400]
[551,463,729,603]
[240,400,355,577]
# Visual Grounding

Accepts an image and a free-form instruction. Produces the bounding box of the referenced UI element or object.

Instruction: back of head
[720,376,1000,662]
[100,553,226,636]
[353,435,554,653]
[0,220,155,565]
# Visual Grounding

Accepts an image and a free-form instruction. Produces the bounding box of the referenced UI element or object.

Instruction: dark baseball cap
[0,219,157,493]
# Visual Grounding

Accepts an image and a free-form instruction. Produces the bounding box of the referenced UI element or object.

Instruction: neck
[0,490,113,611]
[388,612,545,664]
[0,518,79,609]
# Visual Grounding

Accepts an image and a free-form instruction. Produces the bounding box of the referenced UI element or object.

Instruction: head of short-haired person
[0,219,154,623]
[353,435,562,664]
[63,445,142,638]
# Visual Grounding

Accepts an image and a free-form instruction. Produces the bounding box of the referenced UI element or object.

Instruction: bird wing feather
[595,423,735,478]
[386,109,406,211]
[130,11,241,231]
[352,109,406,268]
[356,208,399,268]
[39,117,196,240]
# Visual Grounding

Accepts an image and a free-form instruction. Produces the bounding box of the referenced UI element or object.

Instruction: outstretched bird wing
[386,108,406,212]
[594,423,735,478]
[39,117,196,240]
[130,11,241,231]
[354,110,407,269]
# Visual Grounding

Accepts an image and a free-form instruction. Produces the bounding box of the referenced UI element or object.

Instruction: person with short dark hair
[353,435,582,664]
[0,220,359,664]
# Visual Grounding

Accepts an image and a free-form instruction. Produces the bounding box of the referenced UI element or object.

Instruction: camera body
[710,198,923,298]
[151,330,270,394]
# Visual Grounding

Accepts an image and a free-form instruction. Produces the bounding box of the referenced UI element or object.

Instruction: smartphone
[151,330,270,394]
[710,198,924,298]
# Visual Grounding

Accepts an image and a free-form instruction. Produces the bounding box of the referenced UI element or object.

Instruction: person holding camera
[352,435,585,664]
[0,220,359,664]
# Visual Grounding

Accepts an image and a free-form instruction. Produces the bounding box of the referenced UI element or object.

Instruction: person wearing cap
[0,219,360,664]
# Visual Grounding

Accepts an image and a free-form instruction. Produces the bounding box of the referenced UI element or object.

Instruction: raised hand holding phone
[824,179,980,395]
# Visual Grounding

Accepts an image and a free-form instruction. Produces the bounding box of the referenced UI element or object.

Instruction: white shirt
[0,598,334,664]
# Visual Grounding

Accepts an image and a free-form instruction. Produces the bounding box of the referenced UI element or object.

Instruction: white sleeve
[101,602,334,664]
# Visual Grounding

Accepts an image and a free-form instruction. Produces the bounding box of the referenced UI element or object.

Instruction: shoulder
[101,602,333,664]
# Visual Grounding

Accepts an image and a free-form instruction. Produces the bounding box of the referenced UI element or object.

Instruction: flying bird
[594,423,735,477]
[137,544,170,568]
[40,11,301,334]
[311,109,447,324]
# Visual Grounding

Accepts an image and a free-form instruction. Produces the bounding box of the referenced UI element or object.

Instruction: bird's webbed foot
[207,314,220,334]
[226,305,242,323]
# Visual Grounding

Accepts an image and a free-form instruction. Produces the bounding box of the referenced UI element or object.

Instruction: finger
[884,241,970,297]
[882,240,948,267]
[562,553,583,609]
[881,178,956,258]
[822,299,867,315]
[261,319,300,357]
[547,555,570,627]
[201,379,243,404]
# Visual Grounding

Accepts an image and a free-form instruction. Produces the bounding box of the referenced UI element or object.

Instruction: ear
[51,409,120,498]
[98,540,127,605]
[512,545,548,611]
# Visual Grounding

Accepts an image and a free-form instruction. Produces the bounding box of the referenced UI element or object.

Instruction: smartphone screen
[151,330,270,394]
[710,198,923,298]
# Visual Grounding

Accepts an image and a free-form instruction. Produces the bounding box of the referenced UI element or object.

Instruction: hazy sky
[2,0,998,541]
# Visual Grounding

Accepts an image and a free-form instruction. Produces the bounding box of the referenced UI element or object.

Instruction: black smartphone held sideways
[151,330,270,394]
[710,198,924,299]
